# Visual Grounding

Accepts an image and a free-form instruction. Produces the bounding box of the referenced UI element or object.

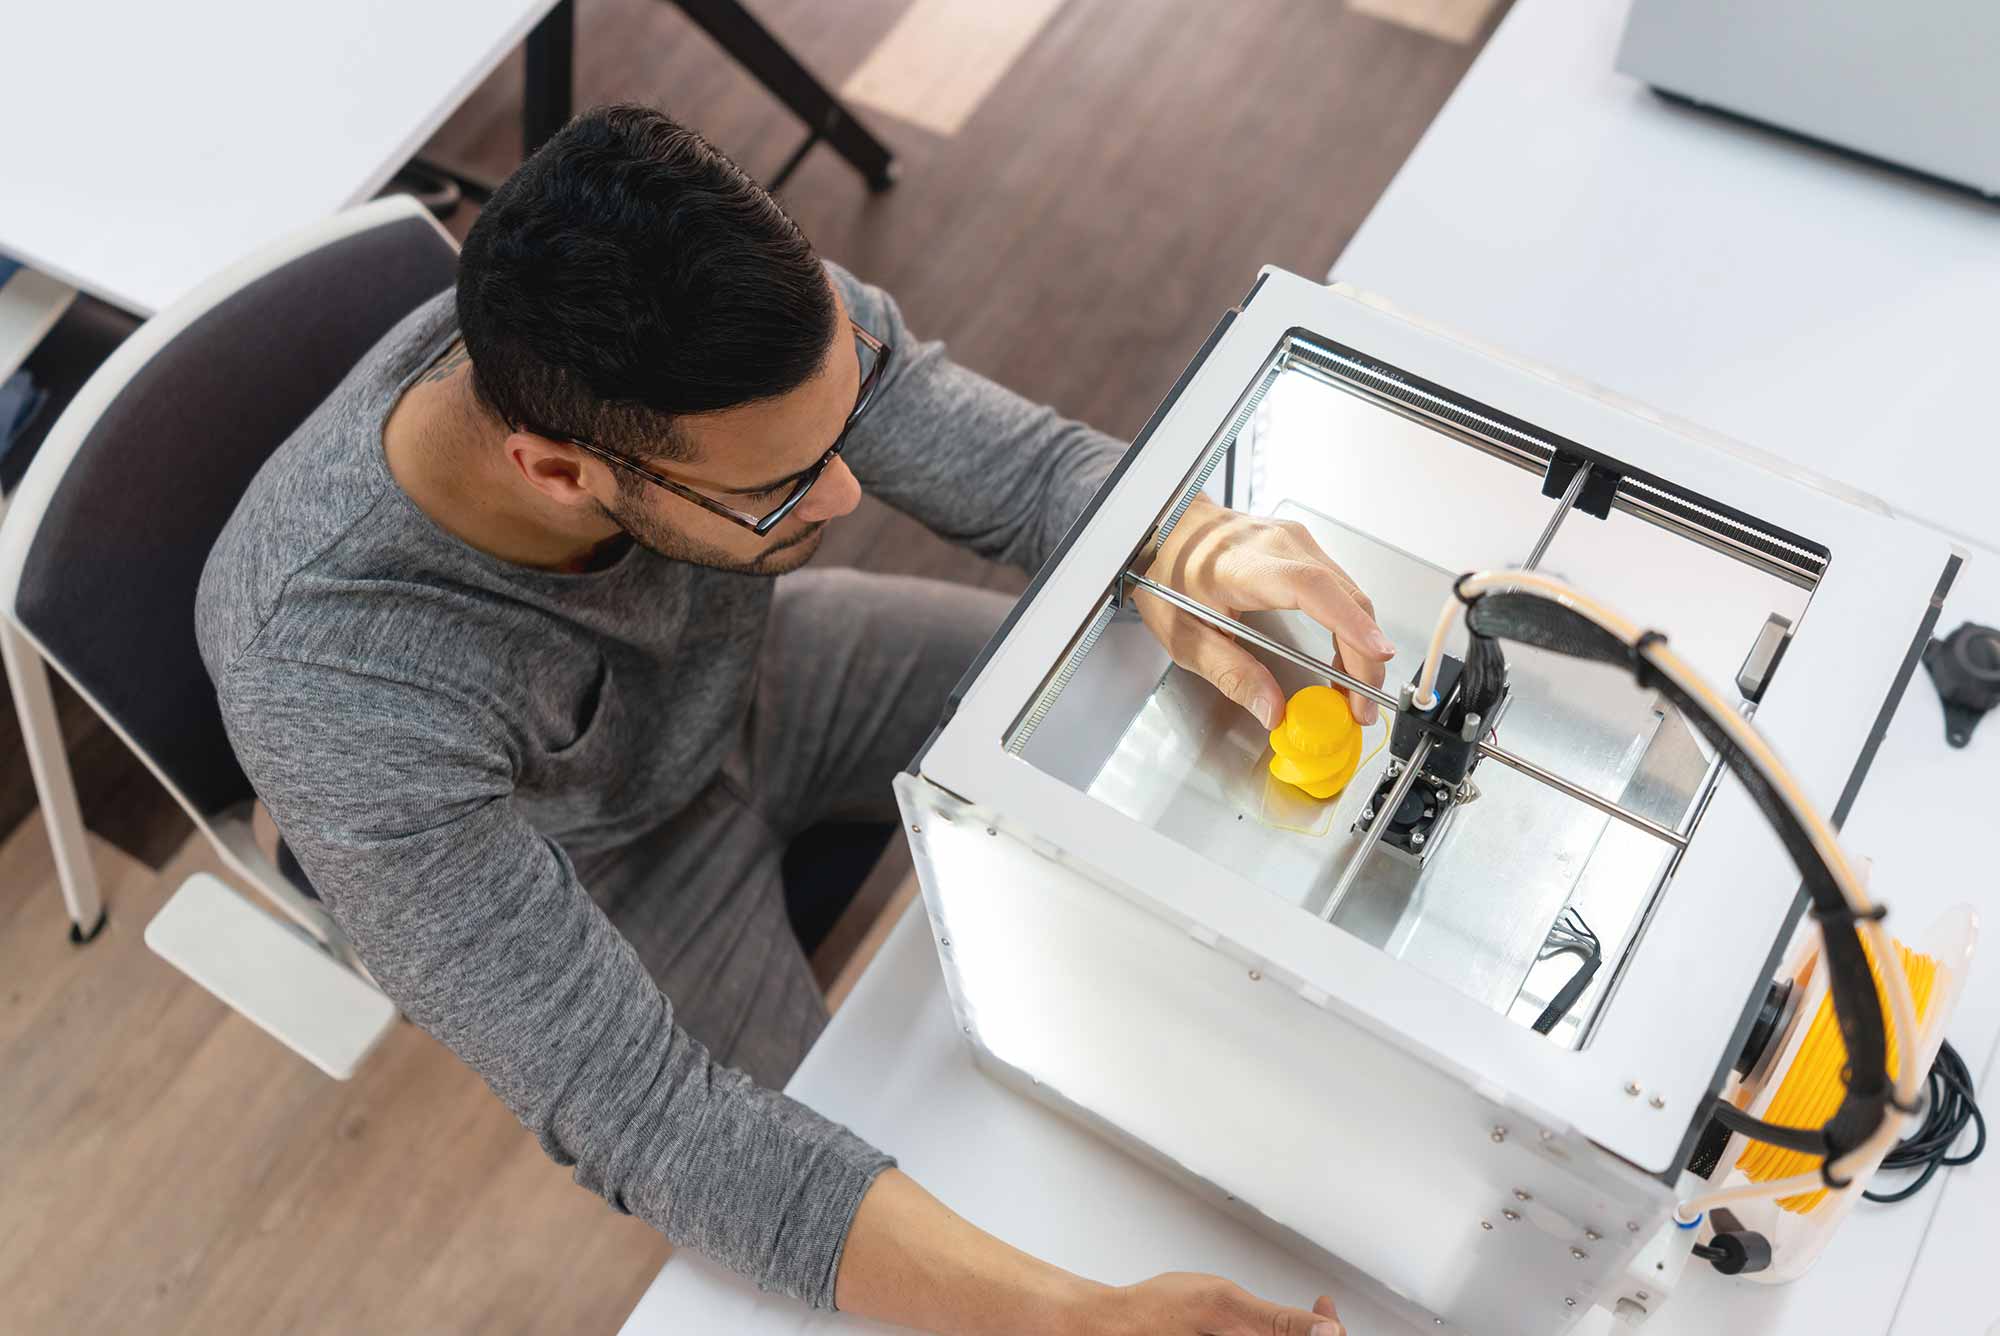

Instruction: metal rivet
[1571,1248,1588,1261]
[1627,1222,1641,1233]
[1513,1189,1531,1202]
[1625,1081,1643,1096]
[939,937,950,946]
[985,827,996,836]
[1585,1229,1601,1241]
[1481,1220,1494,1231]
[910,824,921,832]
[1501,1210,1520,1222]
[1539,1130,1554,1142]
[1649,1094,1666,1109]
[1491,1125,1507,1143]
[962,1025,971,1034]
[1564,1298,1577,1308]
[1248,969,1262,982]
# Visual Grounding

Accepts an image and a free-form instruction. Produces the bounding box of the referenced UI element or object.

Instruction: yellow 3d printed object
[1267,685,1366,800]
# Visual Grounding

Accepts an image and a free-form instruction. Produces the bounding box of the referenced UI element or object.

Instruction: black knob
[1923,622,2000,748]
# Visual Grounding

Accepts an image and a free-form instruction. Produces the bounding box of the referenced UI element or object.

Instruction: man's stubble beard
[600,489,826,576]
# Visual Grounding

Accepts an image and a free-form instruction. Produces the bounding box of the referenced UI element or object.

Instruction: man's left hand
[1135,496,1394,729]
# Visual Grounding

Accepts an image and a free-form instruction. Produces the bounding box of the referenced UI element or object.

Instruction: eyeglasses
[556,321,891,536]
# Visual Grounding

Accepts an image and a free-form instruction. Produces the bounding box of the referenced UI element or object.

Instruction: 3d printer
[894,270,1976,1333]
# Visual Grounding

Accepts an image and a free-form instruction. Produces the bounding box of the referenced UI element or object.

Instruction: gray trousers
[578,568,1013,1089]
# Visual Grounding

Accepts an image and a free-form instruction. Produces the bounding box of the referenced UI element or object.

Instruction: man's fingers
[1332,631,1389,726]
[1222,1293,1343,1336]
[1291,563,1395,664]
[1182,622,1283,730]
[1136,590,1285,729]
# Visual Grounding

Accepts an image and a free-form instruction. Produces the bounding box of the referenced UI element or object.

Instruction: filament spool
[1732,938,1940,1213]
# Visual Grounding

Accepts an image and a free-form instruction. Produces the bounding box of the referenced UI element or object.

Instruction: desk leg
[524,0,576,156]
[669,0,898,191]
[1,621,104,943]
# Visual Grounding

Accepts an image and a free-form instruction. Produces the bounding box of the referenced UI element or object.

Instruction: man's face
[595,296,866,576]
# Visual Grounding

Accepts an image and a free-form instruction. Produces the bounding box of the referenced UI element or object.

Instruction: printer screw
[1565,1298,1576,1308]
[1248,969,1262,982]
[1571,1248,1588,1261]
[1481,1221,1494,1231]
[1502,1210,1520,1222]
[1650,1095,1666,1109]
[1585,1230,1601,1241]
[1411,831,1427,847]
[1625,1081,1642,1096]
[1513,1189,1531,1202]
[1491,1126,1507,1143]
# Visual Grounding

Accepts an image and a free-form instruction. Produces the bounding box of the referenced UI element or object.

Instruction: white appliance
[1617,0,2000,197]
[896,270,1972,1333]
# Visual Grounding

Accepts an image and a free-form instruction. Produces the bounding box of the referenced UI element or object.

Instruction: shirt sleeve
[215,653,890,1309]
[827,261,1127,574]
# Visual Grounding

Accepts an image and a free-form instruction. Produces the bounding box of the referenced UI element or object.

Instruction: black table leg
[525,0,577,156]
[670,0,897,191]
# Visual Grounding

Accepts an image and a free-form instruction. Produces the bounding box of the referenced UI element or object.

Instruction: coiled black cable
[1863,1039,1986,1203]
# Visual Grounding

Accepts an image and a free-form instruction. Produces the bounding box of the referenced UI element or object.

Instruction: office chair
[0,195,459,1077]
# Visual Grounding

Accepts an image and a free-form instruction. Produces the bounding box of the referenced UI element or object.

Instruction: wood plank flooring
[1,0,1504,1328]
[0,817,672,1335]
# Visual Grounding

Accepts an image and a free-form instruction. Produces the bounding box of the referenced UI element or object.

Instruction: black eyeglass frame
[550,321,891,537]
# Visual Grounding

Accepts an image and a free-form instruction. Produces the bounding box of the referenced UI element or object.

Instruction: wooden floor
[1,0,1502,1330]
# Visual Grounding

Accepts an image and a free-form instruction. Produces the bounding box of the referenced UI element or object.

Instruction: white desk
[627,1,1998,1331]
[0,0,559,316]
[1336,0,2000,555]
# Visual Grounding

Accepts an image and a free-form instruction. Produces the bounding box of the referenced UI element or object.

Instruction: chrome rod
[1122,572,1397,711]
[1474,740,1688,848]
[1319,737,1433,923]
[1524,462,1591,570]
[1123,571,1687,848]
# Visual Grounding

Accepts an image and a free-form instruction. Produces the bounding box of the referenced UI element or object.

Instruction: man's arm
[828,266,1393,731]
[829,262,1125,574]
[836,1170,1345,1336]
[217,656,888,1309]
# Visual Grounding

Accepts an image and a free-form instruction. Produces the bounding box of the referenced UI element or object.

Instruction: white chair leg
[1,618,104,941]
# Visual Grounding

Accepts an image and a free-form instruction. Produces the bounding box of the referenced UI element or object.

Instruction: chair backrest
[0,196,459,819]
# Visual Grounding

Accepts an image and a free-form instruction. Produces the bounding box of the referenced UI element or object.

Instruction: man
[198,105,1390,1334]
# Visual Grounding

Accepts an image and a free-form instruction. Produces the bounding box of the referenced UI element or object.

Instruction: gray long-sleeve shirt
[194,263,1122,1307]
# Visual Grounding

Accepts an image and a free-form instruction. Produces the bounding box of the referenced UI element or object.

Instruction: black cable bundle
[1532,908,1601,1036]
[1863,1039,1987,1203]
[1463,589,1895,1181]
[1454,629,1508,727]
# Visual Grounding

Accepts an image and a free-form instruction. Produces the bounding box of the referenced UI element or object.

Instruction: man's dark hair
[456,104,836,461]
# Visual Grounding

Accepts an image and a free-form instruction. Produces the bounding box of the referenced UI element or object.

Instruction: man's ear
[506,430,604,509]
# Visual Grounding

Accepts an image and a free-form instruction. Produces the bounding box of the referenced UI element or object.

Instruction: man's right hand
[835,1170,1345,1335]
[1085,1273,1344,1335]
